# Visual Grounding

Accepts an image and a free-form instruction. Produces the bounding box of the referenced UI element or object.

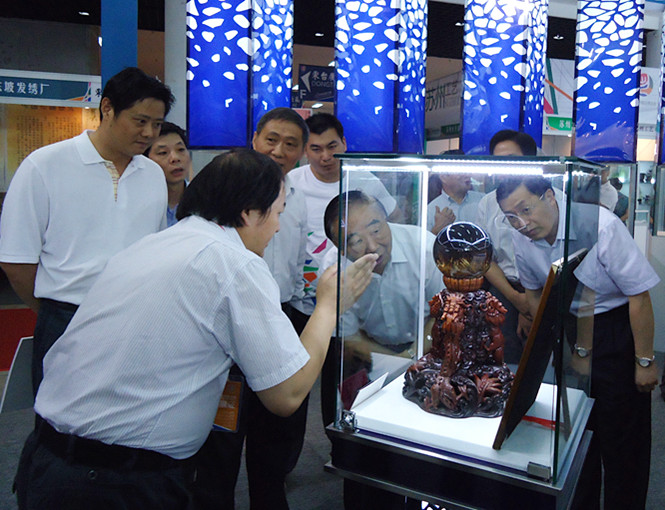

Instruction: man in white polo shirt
[0,67,173,394]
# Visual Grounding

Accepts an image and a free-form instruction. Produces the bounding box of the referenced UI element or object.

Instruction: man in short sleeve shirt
[0,67,173,394]
[496,175,659,510]
[192,108,311,510]
[13,150,375,510]
[427,172,483,234]
[475,129,540,363]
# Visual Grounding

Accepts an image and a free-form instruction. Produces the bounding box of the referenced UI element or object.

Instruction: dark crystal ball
[433,222,493,279]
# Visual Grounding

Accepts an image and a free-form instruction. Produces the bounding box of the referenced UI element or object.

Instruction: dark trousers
[32,299,78,396]
[15,420,194,510]
[191,304,311,510]
[191,385,309,510]
[571,304,651,510]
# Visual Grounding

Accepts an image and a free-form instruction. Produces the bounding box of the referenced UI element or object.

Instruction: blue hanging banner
[523,0,548,147]
[461,0,548,155]
[573,0,644,162]
[187,0,293,149]
[335,0,427,154]
[250,0,294,132]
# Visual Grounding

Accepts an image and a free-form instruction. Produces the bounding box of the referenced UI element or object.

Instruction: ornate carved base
[403,289,514,418]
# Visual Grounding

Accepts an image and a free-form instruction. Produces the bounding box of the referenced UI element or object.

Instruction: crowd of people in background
[0,66,661,510]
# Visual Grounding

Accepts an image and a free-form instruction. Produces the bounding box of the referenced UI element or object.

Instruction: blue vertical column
[658,10,665,164]
[335,0,428,153]
[573,0,644,162]
[461,0,548,154]
[101,0,138,86]
[186,0,293,148]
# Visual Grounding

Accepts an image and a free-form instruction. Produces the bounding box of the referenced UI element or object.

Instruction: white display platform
[351,375,588,473]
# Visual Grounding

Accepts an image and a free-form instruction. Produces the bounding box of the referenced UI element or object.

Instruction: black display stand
[326,425,592,510]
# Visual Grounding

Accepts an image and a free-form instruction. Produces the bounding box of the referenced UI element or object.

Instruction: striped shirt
[35,215,309,459]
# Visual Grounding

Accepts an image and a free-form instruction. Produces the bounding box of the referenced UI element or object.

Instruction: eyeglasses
[496,193,546,231]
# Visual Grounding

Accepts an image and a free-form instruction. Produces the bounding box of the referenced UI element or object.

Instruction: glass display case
[326,154,602,509]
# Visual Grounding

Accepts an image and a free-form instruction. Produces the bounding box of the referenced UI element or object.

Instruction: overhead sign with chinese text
[0,70,101,107]
[298,65,335,102]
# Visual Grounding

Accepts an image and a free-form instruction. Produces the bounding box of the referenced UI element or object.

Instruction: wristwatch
[573,344,591,358]
[635,355,655,368]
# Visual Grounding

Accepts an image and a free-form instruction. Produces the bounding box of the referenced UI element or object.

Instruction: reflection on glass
[325,190,440,390]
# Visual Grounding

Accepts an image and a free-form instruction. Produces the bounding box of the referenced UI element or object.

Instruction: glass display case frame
[326,154,602,509]
[654,164,665,236]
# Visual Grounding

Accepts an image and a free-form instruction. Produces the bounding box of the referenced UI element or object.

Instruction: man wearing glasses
[496,175,659,510]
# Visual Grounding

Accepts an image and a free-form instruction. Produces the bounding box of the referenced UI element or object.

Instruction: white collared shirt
[512,201,659,314]
[0,131,167,304]
[35,216,309,459]
[263,173,308,303]
[427,189,484,232]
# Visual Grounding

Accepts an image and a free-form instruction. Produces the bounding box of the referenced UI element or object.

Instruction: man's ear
[100,97,114,120]
[544,187,556,204]
[251,131,258,149]
[240,209,251,227]
[241,209,261,227]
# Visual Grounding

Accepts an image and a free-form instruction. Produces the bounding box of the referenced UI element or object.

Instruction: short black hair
[256,107,309,145]
[489,130,538,156]
[100,67,174,121]
[177,149,283,227]
[306,113,344,139]
[323,190,387,244]
[496,176,553,205]
[609,177,623,191]
[144,121,188,156]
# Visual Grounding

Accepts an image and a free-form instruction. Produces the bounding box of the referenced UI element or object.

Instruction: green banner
[441,123,460,136]
[546,116,573,132]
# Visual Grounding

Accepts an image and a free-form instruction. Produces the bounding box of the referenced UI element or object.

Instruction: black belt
[37,417,189,471]
[40,298,79,313]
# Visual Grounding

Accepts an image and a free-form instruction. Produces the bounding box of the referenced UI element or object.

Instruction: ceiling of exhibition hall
[1,0,663,61]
